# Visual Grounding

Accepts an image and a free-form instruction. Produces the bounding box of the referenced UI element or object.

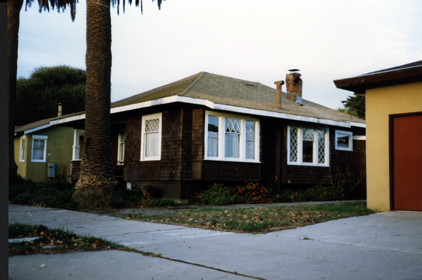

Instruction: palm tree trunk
[7,0,23,184]
[73,0,116,209]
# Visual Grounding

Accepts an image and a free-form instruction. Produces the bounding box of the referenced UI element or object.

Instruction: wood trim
[334,64,422,93]
[389,115,395,210]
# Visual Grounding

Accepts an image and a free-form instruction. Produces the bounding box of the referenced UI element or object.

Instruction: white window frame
[204,111,260,163]
[19,136,26,162]
[287,126,329,167]
[117,130,125,165]
[140,113,162,161]
[335,130,353,151]
[72,129,81,161]
[31,135,48,163]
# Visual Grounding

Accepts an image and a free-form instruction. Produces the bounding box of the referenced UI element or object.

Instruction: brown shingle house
[27,71,366,198]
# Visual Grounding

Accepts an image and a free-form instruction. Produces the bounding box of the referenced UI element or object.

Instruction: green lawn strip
[8,223,159,257]
[127,202,374,233]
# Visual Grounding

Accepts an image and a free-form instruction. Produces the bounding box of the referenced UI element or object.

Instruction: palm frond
[112,0,163,15]
[24,0,78,21]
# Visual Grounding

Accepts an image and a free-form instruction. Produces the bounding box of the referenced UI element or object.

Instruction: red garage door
[393,114,422,211]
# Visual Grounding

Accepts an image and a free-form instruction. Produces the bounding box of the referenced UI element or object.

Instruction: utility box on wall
[48,162,55,178]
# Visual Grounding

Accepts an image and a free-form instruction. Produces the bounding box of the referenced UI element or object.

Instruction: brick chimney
[285,69,303,102]
[274,80,284,109]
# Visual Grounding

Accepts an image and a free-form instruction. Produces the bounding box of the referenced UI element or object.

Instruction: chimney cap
[288,69,300,72]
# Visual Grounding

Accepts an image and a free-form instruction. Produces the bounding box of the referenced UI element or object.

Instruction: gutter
[41,95,365,132]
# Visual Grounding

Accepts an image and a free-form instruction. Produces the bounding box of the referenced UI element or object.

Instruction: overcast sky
[18,0,422,109]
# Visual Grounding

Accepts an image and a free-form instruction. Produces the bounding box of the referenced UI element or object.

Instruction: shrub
[198,183,243,205]
[9,178,77,210]
[234,180,272,204]
[148,198,177,207]
[110,186,144,209]
[334,169,365,199]
[142,184,162,199]
[304,185,344,201]
[276,188,307,202]
[276,185,344,203]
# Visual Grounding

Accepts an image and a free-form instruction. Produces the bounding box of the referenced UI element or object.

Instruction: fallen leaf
[39,264,47,268]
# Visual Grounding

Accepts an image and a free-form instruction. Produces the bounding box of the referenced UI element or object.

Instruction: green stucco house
[14,115,84,182]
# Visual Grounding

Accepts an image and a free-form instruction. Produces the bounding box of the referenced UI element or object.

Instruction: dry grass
[127,202,373,233]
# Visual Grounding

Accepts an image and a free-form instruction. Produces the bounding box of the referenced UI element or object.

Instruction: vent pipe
[57,103,63,117]
[274,80,284,109]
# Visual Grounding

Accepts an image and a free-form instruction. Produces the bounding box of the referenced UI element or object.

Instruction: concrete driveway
[8,204,422,280]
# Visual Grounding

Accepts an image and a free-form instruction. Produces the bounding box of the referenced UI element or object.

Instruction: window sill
[31,160,46,163]
[335,147,353,152]
[204,158,260,164]
[140,158,161,162]
[287,162,329,167]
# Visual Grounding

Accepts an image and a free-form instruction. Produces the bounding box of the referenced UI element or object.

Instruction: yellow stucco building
[335,61,422,211]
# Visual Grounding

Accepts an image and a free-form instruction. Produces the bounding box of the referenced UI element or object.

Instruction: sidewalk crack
[157,255,266,280]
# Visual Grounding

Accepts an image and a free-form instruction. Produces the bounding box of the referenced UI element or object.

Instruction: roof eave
[334,66,422,93]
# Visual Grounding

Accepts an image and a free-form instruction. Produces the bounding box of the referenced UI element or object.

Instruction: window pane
[303,128,314,141]
[145,132,159,158]
[145,119,159,133]
[302,129,314,163]
[246,121,255,159]
[118,132,125,163]
[144,118,160,158]
[33,139,45,160]
[337,135,350,149]
[208,116,218,157]
[302,140,313,163]
[289,127,298,162]
[225,118,240,158]
[318,130,325,164]
[20,139,26,161]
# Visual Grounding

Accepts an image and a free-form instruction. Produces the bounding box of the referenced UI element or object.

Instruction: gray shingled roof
[17,71,364,135]
[112,72,364,124]
[15,117,56,134]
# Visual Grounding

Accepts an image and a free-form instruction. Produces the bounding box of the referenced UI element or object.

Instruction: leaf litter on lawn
[126,202,373,233]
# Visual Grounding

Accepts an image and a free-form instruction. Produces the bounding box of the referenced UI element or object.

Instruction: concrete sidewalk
[8,204,422,280]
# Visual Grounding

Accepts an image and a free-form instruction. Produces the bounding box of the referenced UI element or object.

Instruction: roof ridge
[179,71,208,96]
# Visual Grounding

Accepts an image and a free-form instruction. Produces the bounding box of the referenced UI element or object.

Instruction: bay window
[205,111,259,162]
[287,126,329,166]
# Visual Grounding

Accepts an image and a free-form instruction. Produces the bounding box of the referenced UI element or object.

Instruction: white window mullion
[219,117,225,159]
[255,121,260,161]
[72,129,80,160]
[297,128,303,164]
[312,130,318,164]
[325,129,330,165]
[239,120,245,161]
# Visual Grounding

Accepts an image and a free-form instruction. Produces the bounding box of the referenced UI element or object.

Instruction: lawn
[125,202,373,233]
